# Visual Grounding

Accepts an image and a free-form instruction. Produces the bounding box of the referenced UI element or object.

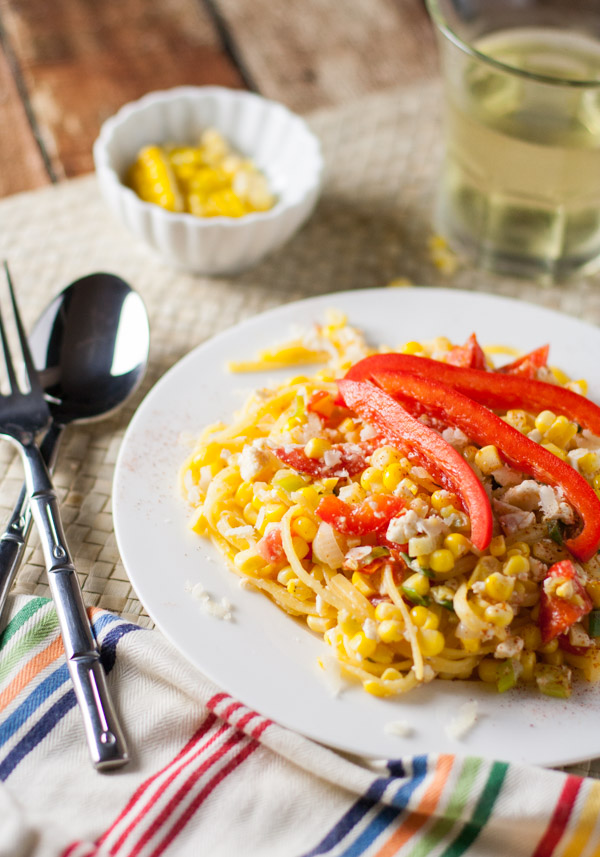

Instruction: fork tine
[0,264,18,395]
[4,262,42,396]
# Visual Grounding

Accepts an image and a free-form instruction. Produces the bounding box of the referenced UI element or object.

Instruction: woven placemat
[0,80,598,774]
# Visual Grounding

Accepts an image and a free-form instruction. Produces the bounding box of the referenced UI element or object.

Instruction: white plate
[113,287,600,767]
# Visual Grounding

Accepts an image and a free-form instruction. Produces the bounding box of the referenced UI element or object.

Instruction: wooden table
[0,0,438,198]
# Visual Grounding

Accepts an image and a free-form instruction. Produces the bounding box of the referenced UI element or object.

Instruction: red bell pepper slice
[337,380,493,551]
[539,559,592,644]
[372,370,600,562]
[446,333,487,370]
[317,494,405,536]
[346,353,600,436]
[274,442,371,478]
[498,345,549,379]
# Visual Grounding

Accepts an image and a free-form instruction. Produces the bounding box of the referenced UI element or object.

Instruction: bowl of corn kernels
[93,87,323,275]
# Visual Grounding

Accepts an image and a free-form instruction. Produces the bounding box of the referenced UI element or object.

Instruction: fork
[0,264,129,770]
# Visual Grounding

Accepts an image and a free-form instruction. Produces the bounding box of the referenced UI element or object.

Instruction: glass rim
[425,0,600,89]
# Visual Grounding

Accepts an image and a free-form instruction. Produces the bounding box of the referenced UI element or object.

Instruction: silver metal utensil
[0,273,150,627]
[0,263,129,770]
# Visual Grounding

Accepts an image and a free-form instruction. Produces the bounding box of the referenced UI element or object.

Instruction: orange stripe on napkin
[0,637,63,712]
[373,754,454,857]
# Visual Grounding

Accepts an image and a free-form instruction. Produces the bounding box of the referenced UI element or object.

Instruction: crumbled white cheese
[323,448,343,468]
[239,443,270,481]
[441,427,470,450]
[494,636,524,659]
[384,720,414,738]
[360,424,378,441]
[362,618,378,640]
[491,466,523,487]
[569,623,592,648]
[190,583,233,621]
[444,701,478,740]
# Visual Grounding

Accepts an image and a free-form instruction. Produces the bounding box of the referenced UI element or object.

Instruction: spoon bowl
[31,272,150,424]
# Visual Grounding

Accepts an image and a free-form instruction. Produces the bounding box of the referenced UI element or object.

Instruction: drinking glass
[426,0,600,281]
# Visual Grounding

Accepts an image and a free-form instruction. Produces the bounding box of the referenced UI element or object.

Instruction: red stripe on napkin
[532,775,582,857]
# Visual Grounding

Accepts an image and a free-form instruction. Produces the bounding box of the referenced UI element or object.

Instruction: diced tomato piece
[558,636,591,656]
[539,560,593,644]
[446,333,487,370]
[307,390,335,419]
[273,442,371,478]
[316,494,405,536]
[256,526,286,564]
[498,345,549,379]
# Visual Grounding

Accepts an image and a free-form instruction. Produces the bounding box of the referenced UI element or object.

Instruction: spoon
[0,273,149,618]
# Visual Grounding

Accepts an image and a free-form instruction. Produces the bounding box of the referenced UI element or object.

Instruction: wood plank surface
[0,0,246,185]
[211,0,438,112]
[0,0,440,195]
[0,30,48,195]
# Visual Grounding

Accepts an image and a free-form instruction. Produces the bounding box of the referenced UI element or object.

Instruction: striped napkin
[2,594,600,857]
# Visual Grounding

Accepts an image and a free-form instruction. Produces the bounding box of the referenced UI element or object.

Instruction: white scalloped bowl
[93,87,323,275]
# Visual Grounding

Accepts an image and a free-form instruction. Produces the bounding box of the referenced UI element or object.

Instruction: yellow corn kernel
[338,418,357,436]
[286,578,313,600]
[443,533,471,559]
[555,580,575,600]
[506,541,531,557]
[256,503,287,534]
[550,366,570,385]
[502,555,530,577]
[474,445,503,474]
[545,416,578,448]
[401,341,424,355]
[484,603,514,627]
[543,650,564,667]
[352,571,377,597]
[488,535,506,557]
[293,486,320,509]
[304,437,332,459]
[233,548,266,575]
[541,442,567,461]
[128,145,184,211]
[363,679,394,697]
[404,573,430,597]
[370,446,400,469]
[291,536,309,560]
[417,628,445,657]
[504,410,534,433]
[410,606,439,629]
[292,515,318,542]
[243,503,258,525]
[235,481,254,506]
[429,549,455,574]
[382,463,404,491]
[566,378,587,395]
[277,566,296,585]
[577,452,598,474]
[485,572,515,602]
[348,631,378,658]
[307,615,335,633]
[538,638,559,654]
[398,477,419,496]
[375,602,403,622]
[339,615,361,637]
[520,651,537,681]
[478,658,500,683]
[461,638,481,653]
[378,619,405,643]
[431,490,458,512]
[585,580,600,609]
[535,410,556,434]
[360,467,383,491]
[381,668,402,682]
